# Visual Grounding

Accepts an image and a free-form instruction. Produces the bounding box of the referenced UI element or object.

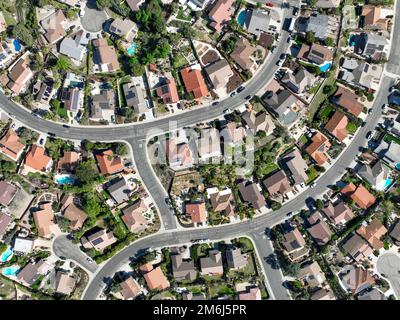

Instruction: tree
[96,0,112,9]
[75,160,100,186]
[56,56,71,71]
[181,24,197,39]
[114,143,128,156]
[324,37,335,47]
[305,31,316,45]
[316,199,324,209]
[12,23,34,46]
[285,261,300,277]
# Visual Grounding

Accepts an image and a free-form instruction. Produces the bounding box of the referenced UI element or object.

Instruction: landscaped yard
[384,133,400,145]
[346,121,358,135]
[306,165,319,184]
[172,52,188,69]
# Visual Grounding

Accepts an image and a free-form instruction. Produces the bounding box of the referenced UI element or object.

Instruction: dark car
[62,124,70,128]
[48,132,55,137]
[237,86,245,93]
[366,131,372,139]
[280,53,286,60]
[286,212,293,217]
[245,95,251,100]
[361,121,366,127]
[287,37,291,43]
[212,101,219,106]
[230,91,236,97]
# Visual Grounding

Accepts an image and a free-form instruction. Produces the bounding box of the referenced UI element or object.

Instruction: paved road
[53,235,99,274]
[376,253,400,299]
[386,0,400,75]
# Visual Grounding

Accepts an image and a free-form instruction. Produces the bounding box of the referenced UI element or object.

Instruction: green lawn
[172,53,188,69]
[299,134,308,146]
[176,8,192,21]
[318,104,334,122]
[346,122,358,135]
[306,165,319,184]
[384,133,400,145]
[234,237,254,253]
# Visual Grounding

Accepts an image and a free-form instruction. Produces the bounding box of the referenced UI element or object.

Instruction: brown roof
[61,195,87,230]
[357,218,387,250]
[0,212,12,236]
[143,266,170,291]
[230,37,256,70]
[120,276,141,299]
[324,110,349,142]
[0,129,25,161]
[333,86,364,117]
[0,181,17,206]
[258,32,275,48]
[57,151,80,172]
[208,0,235,31]
[95,150,124,175]
[93,38,120,72]
[238,180,266,210]
[342,267,375,294]
[7,58,33,94]
[55,272,76,295]
[209,190,235,216]
[24,145,52,173]
[180,67,209,99]
[262,170,291,196]
[342,233,373,261]
[283,228,306,253]
[238,287,262,300]
[125,0,144,11]
[186,202,207,224]
[41,10,67,44]
[307,212,333,246]
[322,199,354,225]
[121,200,148,233]
[361,5,388,30]
[200,250,224,275]
[33,202,56,238]
[305,131,331,166]
[156,78,179,104]
[81,228,117,252]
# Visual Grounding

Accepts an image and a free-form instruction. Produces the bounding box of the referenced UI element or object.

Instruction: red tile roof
[325,111,349,142]
[95,150,124,175]
[24,145,52,172]
[180,67,209,99]
[186,202,207,223]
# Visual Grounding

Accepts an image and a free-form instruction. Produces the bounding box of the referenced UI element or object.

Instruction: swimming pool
[396,163,400,170]
[319,62,332,72]
[237,10,247,27]
[55,174,75,185]
[0,247,13,263]
[127,42,138,56]
[2,265,20,276]
[348,34,356,47]
[13,39,21,52]
[377,178,393,191]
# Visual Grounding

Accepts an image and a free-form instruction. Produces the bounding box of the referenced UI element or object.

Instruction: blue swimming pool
[55,175,75,185]
[319,62,332,72]
[0,247,13,263]
[127,42,138,56]
[237,10,247,27]
[396,163,400,170]
[348,34,356,46]
[13,39,21,52]
[2,265,20,276]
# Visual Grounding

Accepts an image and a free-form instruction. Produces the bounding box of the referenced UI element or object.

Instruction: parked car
[224,108,233,114]
[230,91,236,97]
[237,86,245,93]
[245,95,251,100]
[366,131,372,139]
[310,182,317,188]
[212,101,219,106]
[265,2,274,7]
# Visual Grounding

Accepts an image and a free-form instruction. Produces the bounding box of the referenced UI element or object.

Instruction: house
[316,0,340,8]
[280,148,309,186]
[188,0,212,10]
[389,220,400,246]
[332,86,364,118]
[325,111,349,142]
[119,276,141,300]
[226,247,247,270]
[358,288,387,300]
[109,18,137,42]
[122,83,147,114]
[141,264,170,291]
[0,129,25,161]
[245,9,271,37]
[339,59,382,91]
[171,254,197,281]
[23,145,53,174]
[341,266,375,294]
[208,188,235,216]
[13,237,34,255]
[196,128,221,161]
[374,140,400,168]
[322,199,354,226]
[7,58,34,94]
[200,250,224,276]
[90,89,116,121]
[262,170,292,196]
[61,87,83,112]
[230,37,256,71]
[182,292,206,300]
[263,90,302,126]
[125,0,145,11]
[33,202,56,238]
[93,38,120,72]
[17,260,52,286]
[238,180,266,210]
[60,194,87,230]
[121,200,148,233]
[241,110,275,135]
[305,131,331,166]
[358,160,390,190]
[303,14,331,40]
[258,32,275,49]
[59,31,88,62]
[361,5,388,30]
[310,288,336,300]
[186,202,207,225]
[223,122,246,145]
[356,218,387,250]
[95,150,124,175]
[208,0,235,32]
[166,139,194,170]
[298,261,326,288]
[307,212,333,246]
[156,78,179,104]
[40,10,67,44]
[0,11,6,33]
[0,212,12,238]
[354,33,389,61]
[57,151,80,173]
[282,228,309,261]
[340,183,376,209]
[238,286,262,300]
[342,233,373,262]
[54,272,76,295]
[297,43,334,65]
[107,177,130,205]
[204,59,233,91]
[81,228,117,252]
[180,66,209,100]
[0,181,18,206]
[281,67,316,94]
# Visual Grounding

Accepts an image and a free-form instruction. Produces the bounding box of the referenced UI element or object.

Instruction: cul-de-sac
[0,0,399,301]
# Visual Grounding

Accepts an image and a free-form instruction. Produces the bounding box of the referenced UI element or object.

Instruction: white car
[310,182,317,188]
[223,108,233,115]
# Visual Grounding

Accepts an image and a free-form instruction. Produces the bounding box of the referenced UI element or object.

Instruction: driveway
[80,0,107,33]
[376,253,400,299]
